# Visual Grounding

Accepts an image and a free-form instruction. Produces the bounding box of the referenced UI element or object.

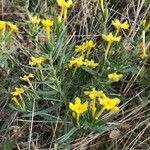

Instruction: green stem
[115,28,120,37]
[105,41,112,61]
[76,113,80,127]
[64,8,67,21]
[46,27,50,43]
[95,107,105,120]
[86,49,90,59]
[72,66,77,77]
[91,100,96,117]
[142,30,146,54]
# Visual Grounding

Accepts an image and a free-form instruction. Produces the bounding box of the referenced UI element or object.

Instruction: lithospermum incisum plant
[4,0,150,148]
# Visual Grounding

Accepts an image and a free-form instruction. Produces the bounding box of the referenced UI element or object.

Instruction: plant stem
[105,41,112,61]
[95,107,105,120]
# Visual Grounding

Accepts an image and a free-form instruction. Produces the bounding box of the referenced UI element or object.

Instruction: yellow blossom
[85,40,96,51]
[11,87,24,97]
[20,73,34,81]
[84,59,98,68]
[57,0,72,8]
[29,15,41,29]
[29,56,46,66]
[102,32,121,43]
[41,19,54,28]
[68,56,85,68]
[57,0,72,22]
[69,97,88,122]
[75,44,86,54]
[29,15,40,24]
[0,21,6,30]
[7,22,18,31]
[102,33,121,60]
[108,72,123,82]
[99,97,120,111]
[84,88,106,100]
[112,19,129,30]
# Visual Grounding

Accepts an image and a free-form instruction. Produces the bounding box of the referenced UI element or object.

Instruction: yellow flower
[84,59,98,68]
[99,97,120,111]
[20,73,34,81]
[112,19,129,30]
[84,88,106,100]
[29,56,46,66]
[11,87,24,97]
[69,97,88,122]
[68,56,85,68]
[57,0,72,22]
[7,22,18,31]
[108,72,123,82]
[85,40,96,51]
[57,0,72,8]
[0,21,6,30]
[29,15,41,24]
[102,32,121,43]
[41,19,54,28]
[75,44,86,54]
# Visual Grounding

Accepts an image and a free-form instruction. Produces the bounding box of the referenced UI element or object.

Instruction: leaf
[58,127,78,143]
[92,124,116,133]
[81,66,97,75]
[22,103,61,117]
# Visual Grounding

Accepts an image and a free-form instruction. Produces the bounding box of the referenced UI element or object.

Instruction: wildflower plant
[0,0,150,149]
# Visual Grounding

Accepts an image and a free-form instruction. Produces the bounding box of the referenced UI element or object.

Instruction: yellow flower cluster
[102,19,129,60]
[68,56,84,68]
[69,97,88,123]
[112,19,129,31]
[29,56,46,66]
[29,15,41,29]
[0,21,6,30]
[68,56,98,69]
[0,20,18,35]
[29,15,54,41]
[11,72,34,109]
[102,32,121,43]
[29,15,41,25]
[85,88,121,119]
[20,73,34,81]
[41,19,54,28]
[57,0,72,22]
[68,39,98,71]
[75,40,96,55]
[69,88,121,124]
[11,87,24,97]
[108,72,123,82]
[11,87,24,108]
